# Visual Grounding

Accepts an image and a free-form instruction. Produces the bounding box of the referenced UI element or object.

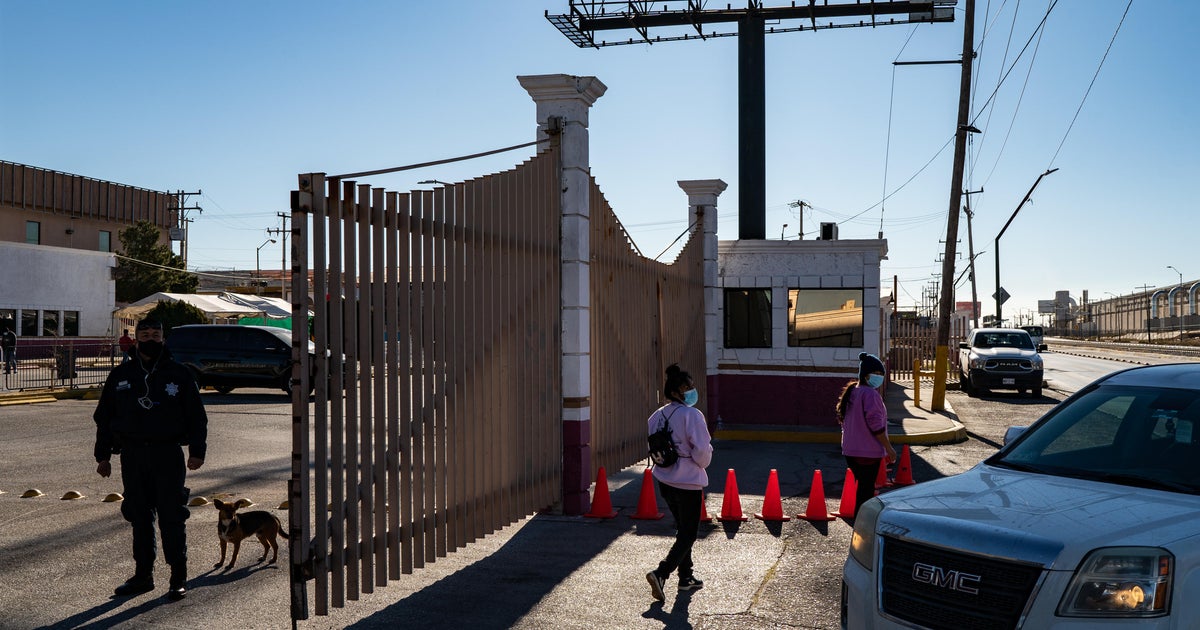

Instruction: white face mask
[867,374,885,389]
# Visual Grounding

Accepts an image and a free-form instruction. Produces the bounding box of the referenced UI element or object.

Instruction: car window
[235,327,282,350]
[999,386,1200,491]
[1039,395,1132,456]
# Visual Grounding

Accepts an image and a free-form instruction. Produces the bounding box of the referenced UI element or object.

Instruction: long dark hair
[835,380,859,424]
[663,364,692,403]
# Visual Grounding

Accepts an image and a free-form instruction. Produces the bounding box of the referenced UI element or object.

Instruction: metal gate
[588,180,706,473]
[288,152,563,617]
[888,317,966,382]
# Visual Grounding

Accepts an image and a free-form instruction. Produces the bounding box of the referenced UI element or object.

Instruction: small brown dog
[213,499,289,569]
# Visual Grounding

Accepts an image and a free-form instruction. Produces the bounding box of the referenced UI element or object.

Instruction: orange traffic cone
[893,445,915,486]
[717,469,749,522]
[630,469,664,520]
[699,491,714,523]
[584,466,619,518]
[874,458,892,489]
[755,469,791,521]
[797,469,836,521]
[832,468,858,519]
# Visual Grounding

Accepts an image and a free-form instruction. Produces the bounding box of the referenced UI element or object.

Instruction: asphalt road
[0,386,1067,630]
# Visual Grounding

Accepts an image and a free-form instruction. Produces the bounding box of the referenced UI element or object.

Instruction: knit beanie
[858,352,885,378]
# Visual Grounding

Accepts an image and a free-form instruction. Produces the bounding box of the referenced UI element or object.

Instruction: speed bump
[278,500,290,509]
[102,493,124,503]
[234,498,255,509]
[20,489,45,498]
[60,490,86,500]
[188,496,210,507]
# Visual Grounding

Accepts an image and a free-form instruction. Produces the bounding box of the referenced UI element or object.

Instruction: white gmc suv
[842,363,1200,629]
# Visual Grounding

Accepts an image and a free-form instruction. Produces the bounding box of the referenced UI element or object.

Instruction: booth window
[42,311,59,337]
[99,231,112,252]
[724,288,771,348]
[64,311,80,336]
[788,288,864,347]
[26,221,40,244]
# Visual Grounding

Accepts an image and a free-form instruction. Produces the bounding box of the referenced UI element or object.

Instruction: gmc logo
[911,563,981,594]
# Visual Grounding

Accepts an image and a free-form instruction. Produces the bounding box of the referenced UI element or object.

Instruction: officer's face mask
[138,340,164,361]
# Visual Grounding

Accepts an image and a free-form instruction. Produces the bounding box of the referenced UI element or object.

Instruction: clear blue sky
[3,1,1195,322]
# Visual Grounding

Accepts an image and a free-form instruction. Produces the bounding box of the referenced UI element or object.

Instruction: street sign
[1038,299,1055,314]
[993,287,1011,305]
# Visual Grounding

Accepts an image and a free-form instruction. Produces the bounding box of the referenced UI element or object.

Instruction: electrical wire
[1047,0,1133,169]
[880,24,923,234]
[114,252,248,282]
[968,0,1058,128]
[979,1,1048,189]
[969,0,1021,177]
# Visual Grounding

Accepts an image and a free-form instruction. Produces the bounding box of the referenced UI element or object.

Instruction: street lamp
[995,168,1058,325]
[256,239,277,280]
[780,223,788,240]
[1168,265,1184,341]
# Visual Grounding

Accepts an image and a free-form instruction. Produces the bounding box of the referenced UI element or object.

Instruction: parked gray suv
[167,324,308,394]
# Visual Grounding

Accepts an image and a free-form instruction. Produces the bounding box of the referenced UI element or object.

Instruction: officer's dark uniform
[94,343,207,592]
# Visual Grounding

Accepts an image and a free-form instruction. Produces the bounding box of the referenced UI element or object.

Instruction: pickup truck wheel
[1032,387,1042,399]
[960,372,976,397]
[215,385,234,394]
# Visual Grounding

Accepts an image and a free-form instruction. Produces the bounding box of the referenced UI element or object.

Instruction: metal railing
[1,339,118,392]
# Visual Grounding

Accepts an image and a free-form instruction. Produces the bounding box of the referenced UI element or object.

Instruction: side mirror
[1037,344,1048,352]
[958,342,970,349]
[1003,426,1028,445]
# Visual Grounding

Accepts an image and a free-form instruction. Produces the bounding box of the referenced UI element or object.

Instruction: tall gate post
[518,74,607,515]
[677,180,727,429]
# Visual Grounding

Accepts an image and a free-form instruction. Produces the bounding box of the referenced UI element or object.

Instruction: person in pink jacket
[836,353,897,518]
[645,364,713,602]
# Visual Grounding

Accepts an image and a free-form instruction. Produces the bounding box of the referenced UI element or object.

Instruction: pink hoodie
[647,402,713,490]
[841,384,888,458]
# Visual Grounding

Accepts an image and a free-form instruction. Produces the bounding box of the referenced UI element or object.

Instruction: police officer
[94,318,207,601]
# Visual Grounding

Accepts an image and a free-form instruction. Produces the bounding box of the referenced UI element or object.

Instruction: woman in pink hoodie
[645,364,713,602]
[836,353,897,517]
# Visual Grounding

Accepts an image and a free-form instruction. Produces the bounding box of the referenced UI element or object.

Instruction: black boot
[166,565,187,601]
[114,574,154,597]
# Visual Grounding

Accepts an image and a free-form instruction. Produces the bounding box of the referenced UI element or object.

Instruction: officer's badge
[165,382,180,396]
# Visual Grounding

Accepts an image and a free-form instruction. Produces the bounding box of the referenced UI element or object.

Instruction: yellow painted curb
[0,396,57,406]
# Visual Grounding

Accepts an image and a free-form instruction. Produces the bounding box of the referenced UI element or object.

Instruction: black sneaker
[646,571,666,602]
[166,568,187,601]
[113,576,154,597]
[678,576,704,592]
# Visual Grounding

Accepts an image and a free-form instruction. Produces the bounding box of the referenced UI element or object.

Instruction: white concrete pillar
[677,179,727,425]
[518,74,606,515]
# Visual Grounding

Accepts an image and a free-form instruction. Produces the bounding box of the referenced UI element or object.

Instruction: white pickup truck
[958,327,1046,398]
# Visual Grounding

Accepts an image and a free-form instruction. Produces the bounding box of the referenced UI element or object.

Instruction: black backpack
[647,408,680,468]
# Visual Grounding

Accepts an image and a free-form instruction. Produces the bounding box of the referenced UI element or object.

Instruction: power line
[1047,0,1133,168]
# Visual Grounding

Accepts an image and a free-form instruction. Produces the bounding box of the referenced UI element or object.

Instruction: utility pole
[964,188,983,329]
[787,199,808,238]
[932,0,975,412]
[267,212,290,300]
[173,190,203,269]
